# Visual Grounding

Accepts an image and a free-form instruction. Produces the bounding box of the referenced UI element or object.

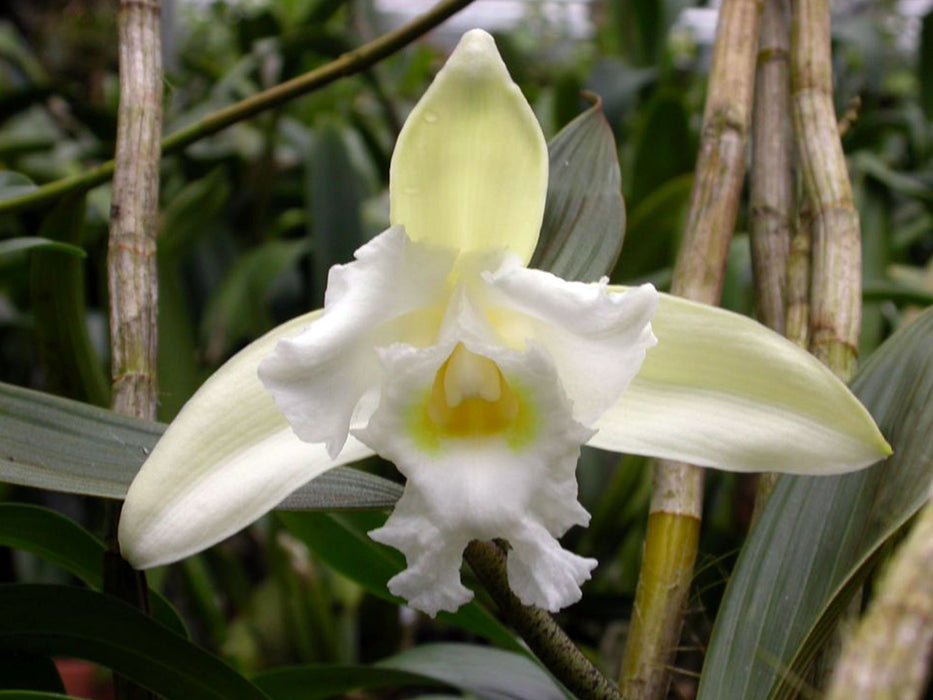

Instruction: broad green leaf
[0,171,36,203]
[279,512,521,653]
[0,381,400,509]
[591,291,891,475]
[253,643,565,700]
[29,196,109,407]
[378,644,566,700]
[0,238,85,262]
[699,306,933,699]
[0,504,186,637]
[253,665,446,699]
[531,94,625,282]
[0,585,268,700]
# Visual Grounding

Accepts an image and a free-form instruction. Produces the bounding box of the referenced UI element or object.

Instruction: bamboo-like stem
[105,3,162,699]
[749,0,793,335]
[825,496,933,700]
[464,541,622,700]
[784,207,812,349]
[749,0,794,518]
[791,0,861,381]
[618,1,762,697]
[0,0,476,217]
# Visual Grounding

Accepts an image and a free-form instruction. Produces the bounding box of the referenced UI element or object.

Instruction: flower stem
[104,2,163,699]
[0,0,477,217]
[618,0,762,697]
[824,497,933,700]
[464,541,622,700]
[749,0,794,521]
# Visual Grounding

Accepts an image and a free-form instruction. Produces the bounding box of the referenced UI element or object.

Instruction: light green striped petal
[118,310,375,569]
[390,29,547,264]
[589,292,892,474]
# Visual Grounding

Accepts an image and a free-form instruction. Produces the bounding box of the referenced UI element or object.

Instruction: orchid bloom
[119,30,890,616]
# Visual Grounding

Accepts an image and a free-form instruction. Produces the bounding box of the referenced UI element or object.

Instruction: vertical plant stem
[825,494,933,700]
[749,0,794,520]
[106,1,162,698]
[749,0,793,335]
[618,1,762,697]
[784,207,812,349]
[791,0,861,382]
[790,0,863,686]
[464,541,622,700]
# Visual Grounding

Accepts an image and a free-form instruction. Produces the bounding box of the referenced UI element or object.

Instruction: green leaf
[200,239,311,362]
[0,381,401,509]
[629,91,693,207]
[306,122,366,305]
[278,512,522,653]
[919,9,933,120]
[0,238,85,262]
[0,172,36,204]
[532,94,626,282]
[0,693,73,700]
[254,644,565,700]
[0,504,186,636]
[0,585,268,700]
[29,196,109,407]
[253,665,446,699]
[378,644,566,700]
[699,306,933,699]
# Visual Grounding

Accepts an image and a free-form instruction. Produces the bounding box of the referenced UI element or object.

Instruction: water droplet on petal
[423,110,438,123]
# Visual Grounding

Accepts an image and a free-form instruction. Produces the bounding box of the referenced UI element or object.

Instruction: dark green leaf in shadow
[253,665,446,700]
[0,381,400,510]
[278,512,521,653]
[158,169,230,258]
[612,173,692,281]
[0,504,186,636]
[200,239,311,365]
[629,91,693,207]
[0,238,85,261]
[0,585,267,700]
[920,9,933,120]
[0,692,73,700]
[306,121,366,305]
[29,196,109,407]
[531,93,625,282]
[699,307,933,700]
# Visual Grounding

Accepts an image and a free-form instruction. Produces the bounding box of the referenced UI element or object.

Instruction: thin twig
[0,0,477,216]
[464,541,622,700]
[618,1,762,697]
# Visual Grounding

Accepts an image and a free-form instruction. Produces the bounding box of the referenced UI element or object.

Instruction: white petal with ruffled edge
[390,29,548,264]
[358,327,596,616]
[481,258,659,424]
[259,227,454,457]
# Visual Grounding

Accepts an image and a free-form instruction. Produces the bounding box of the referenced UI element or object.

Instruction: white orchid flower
[119,30,890,617]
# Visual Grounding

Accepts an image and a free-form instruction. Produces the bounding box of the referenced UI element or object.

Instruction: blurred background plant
[0,0,931,698]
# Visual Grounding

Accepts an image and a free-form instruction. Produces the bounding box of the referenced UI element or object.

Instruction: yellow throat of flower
[411,343,535,448]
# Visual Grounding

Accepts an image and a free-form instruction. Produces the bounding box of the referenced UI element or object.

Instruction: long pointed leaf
[699,306,933,699]
[0,381,400,509]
